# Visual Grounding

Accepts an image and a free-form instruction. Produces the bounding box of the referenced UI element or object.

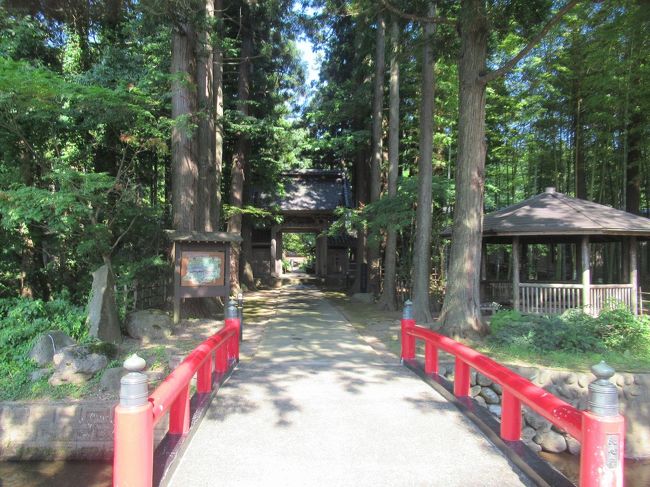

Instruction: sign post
[167,231,243,324]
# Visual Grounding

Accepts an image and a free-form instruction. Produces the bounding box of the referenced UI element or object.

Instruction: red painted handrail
[408,325,583,440]
[401,315,625,487]
[114,314,240,487]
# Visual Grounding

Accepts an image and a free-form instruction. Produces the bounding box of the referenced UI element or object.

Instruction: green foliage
[283,233,315,256]
[489,304,650,357]
[0,296,88,400]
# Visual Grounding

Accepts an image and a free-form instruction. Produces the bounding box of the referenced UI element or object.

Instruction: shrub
[489,309,526,334]
[595,303,650,354]
[0,296,88,399]
[488,308,605,354]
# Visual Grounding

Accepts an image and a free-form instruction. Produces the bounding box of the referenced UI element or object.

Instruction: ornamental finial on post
[119,353,148,408]
[225,298,238,319]
[403,300,413,320]
[588,360,619,417]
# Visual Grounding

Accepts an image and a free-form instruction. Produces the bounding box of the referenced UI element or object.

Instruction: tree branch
[381,0,456,26]
[479,0,580,84]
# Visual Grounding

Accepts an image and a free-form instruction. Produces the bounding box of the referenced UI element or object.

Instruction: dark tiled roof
[442,188,650,237]
[265,170,351,213]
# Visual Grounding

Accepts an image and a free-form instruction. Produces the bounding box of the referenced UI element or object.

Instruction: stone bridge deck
[167,286,532,486]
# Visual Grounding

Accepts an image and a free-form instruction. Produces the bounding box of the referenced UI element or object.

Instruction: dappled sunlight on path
[168,285,532,486]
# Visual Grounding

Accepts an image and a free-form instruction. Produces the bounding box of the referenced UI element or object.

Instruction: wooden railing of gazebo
[511,283,635,316]
[482,281,638,316]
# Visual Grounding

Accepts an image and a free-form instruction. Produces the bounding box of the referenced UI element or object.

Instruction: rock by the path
[470,385,482,397]
[53,345,109,375]
[351,293,374,304]
[492,382,503,394]
[534,430,567,453]
[521,427,537,442]
[100,367,125,392]
[126,310,174,342]
[488,405,502,418]
[477,373,493,387]
[30,368,51,382]
[49,369,91,386]
[566,436,581,455]
[86,264,122,344]
[28,331,75,366]
[479,387,500,404]
[474,396,487,408]
[523,408,553,432]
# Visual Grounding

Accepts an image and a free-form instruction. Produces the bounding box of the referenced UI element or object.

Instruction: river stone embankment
[437,362,650,459]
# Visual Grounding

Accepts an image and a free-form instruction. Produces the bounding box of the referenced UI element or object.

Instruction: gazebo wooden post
[512,237,520,311]
[630,237,638,315]
[581,236,591,312]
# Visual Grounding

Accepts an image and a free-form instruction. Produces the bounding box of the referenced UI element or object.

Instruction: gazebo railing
[516,282,637,315]
[519,283,582,314]
[589,284,634,315]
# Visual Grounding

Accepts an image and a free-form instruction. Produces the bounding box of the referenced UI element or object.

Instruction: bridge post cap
[120,354,148,408]
[225,299,238,318]
[123,353,146,373]
[588,361,619,417]
[403,300,413,320]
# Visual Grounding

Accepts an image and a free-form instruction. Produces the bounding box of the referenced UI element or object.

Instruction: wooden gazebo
[450,188,650,315]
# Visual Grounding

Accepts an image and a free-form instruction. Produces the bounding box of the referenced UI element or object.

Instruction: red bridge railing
[400,301,625,487]
[113,301,241,487]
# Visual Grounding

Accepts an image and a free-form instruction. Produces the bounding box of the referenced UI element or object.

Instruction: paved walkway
[168,286,531,486]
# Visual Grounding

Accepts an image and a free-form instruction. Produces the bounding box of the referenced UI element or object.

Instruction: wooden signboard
[180,251,225,287]
[168,231,242,324]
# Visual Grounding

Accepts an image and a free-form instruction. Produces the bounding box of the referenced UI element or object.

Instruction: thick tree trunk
[196,0,215,231]
[171,23,197,232]
[625,109,643,214]
[212,0,224,230]
[573,79,586,199]
[367,13,385,296]
[240,217,256,290]
[411,3,436,324]
[352,149,369,293]
[439,0,488,337]
[378,16,400,311]
[227,17,252,291]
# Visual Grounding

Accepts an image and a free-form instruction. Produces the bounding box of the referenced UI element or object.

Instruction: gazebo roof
[443,188,650,239]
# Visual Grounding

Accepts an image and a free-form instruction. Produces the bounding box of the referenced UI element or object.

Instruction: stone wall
[438,362,650,459]
[0,400,169,461]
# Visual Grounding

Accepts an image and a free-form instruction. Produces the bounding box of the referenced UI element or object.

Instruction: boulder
[100,367,125,393]
[30,368,51,382]
[470,370,477,386]
[53,345,108,375]
[521,427,537,442]
[566,436,581,455]
[351,293,374,304]
[49,369,91,386]
[534,430,567,453]
[523,407,553,432]
[470,385,482,398]
[477,373,493,387]
[474,396,487,408]
[492,382,503,394]
[28,331,75,366]
[487,405,502,418]
[479,387,500,404]
[126,310,174,342]
[86,264,122,344]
